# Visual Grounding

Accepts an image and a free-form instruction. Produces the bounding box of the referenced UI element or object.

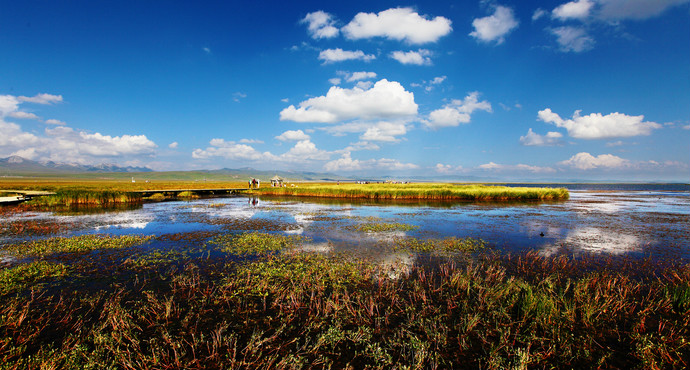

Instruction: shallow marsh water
[1,185,688,266]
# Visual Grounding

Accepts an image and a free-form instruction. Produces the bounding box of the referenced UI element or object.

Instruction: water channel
[2,185,688,267]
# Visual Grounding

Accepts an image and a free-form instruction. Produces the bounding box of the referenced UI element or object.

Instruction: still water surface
[2,184,688,264]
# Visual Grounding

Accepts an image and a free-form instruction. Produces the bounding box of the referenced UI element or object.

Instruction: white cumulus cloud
[519,128,564,146]
[45,119,66,125]
[549,26,595,52]
[17,93,63,105]
[389,49,432,65]
[281,140,330,161]
[301,11,339,39]
[532,8,548,21]
[8,111,40,120]
[435,163,463,174]
[346,71,377,82]
[559,152,629,170]
[359,121,408,142]
[324,152,418,172]
[470,6,519,45]
[478,162,556,173]
[280,79,418,123]
[192,137,331,164]
[425,92,492,129]
[342,7,452,44]
[192,140,276,161]
[538,108,661,139]
[552,0,594,20]
[275,129,311,141]
[1,93,157,164]
[318,48,376,63]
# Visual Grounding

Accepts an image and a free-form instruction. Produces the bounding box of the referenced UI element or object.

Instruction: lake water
[2,184,689,265]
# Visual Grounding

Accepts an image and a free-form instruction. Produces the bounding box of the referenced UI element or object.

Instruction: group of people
[248,178,260,189]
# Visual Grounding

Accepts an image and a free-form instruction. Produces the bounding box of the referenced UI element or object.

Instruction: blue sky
[1,0,688,181]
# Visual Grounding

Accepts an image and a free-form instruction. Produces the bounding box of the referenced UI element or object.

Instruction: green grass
[254,183,569,201]
[30,189,142,206]
[2,234,154,257]
[393,236,487,253]
[144,192,167,201]
[176,191,199,199]
[207,231,306,255]
[349,222,418,233]
[0,261,67,297]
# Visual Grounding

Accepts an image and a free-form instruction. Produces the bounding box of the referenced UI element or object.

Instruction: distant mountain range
[0,156,153,174]
[0,156,349,181]
[3,156,677,183]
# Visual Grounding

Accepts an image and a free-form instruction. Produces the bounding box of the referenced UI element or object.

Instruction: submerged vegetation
[394,236,487,254]
[0,233,687,368]
[348,221,418,233]
[208,231,306,255]
[3,234,154,257]
[0,261,67,297]
[255,183,570,201]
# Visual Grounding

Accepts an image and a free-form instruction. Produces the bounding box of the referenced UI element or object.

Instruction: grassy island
[254,183,569,201]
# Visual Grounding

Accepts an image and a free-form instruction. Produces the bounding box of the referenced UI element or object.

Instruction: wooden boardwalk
[0,190,56,204]
[0,188,253,205]
[132,188,250,197]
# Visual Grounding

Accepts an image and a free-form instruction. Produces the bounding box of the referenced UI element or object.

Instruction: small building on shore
[270,175,284,187]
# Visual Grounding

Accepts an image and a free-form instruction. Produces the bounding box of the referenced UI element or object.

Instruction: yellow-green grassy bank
[254,183,569,201]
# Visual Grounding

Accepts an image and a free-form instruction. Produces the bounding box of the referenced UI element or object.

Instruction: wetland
[0,183,688,368]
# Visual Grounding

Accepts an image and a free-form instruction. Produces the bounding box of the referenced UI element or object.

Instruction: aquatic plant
[254,183,570,201]
[207,231,306,255]
[393,236,486,253]
[2,220,65,236]
[348,222,418,233]
[0,252,687,369]
[3,234,154,257]
[0,261,67,297]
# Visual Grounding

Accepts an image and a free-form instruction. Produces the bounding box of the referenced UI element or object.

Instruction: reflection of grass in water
[0,248,688,369]
[256,183,570,201]
[3,234,154,257]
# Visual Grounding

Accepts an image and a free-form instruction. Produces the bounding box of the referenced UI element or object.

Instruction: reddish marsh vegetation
[0,232,688,369]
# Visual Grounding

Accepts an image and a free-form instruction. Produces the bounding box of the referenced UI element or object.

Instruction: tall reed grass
[30,190,142,206]
[255,183,569,201]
